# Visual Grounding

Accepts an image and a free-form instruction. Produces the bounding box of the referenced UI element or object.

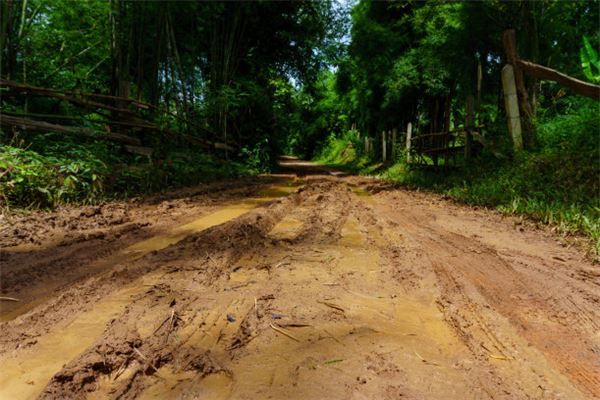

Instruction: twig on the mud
[488,354,512,361]
[414,351,439,366]
[228,333,260,351]
[480,343,492,353]
[323,329,342,344]
[163,309,176,344]
[278,322,312,328]
[480,343,513,361]
[133,347,164,378]
[316,300,345,313]
[274,261,291,269]
[225,281,256,291]
[113,357,130,381]
[322,282,339,286]
[254,297,259,319]
[153,313,172,335]
[269,323,300,342]
[0,296,20,302]
[323,359,344,365]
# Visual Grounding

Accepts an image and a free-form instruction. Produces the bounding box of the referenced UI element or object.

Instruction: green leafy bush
[240,138,272,173]
[580,36,600,83]
[0,145,107,208]
[315,129,369,170]
[0,137,252,209]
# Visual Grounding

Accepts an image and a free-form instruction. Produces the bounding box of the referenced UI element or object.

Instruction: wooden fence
[0,79,236,158]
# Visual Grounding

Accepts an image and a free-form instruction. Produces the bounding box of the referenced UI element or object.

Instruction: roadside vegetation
[316,99,599,253]
[1,1,342,208]
[310,1,599,254]
[0,137,252,208]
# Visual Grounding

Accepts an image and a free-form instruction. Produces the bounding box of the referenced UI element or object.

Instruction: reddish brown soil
[0,159,598,399]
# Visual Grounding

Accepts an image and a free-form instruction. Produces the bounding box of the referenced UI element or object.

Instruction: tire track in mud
[36,180,354,399]
[0,181,302,399]
[4,180,446,399]
[0,177,293,321]
[1,168,598,399]
[373,189,599,399]
[431,235,600,398]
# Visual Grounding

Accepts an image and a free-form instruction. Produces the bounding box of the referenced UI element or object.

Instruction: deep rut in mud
[1,161,599,399]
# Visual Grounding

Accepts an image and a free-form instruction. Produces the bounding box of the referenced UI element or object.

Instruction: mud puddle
[125,183,298,259]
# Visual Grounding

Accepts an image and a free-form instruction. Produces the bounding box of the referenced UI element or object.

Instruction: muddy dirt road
[1,158,599,399]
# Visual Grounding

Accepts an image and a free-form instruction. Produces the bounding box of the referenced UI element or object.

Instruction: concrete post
[382,130,387,162]
[406,122,413,163]
[391,128,398,160]
[502,64,523,151]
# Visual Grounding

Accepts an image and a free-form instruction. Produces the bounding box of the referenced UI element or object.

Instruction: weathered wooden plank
[123,144,153,157]
[0,79,135,115]
[0,113,141,145]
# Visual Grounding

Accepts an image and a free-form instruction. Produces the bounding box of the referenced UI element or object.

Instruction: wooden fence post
[391,128,397,160]
[465,95,474,159]
[502,64,523,151]
[405,122,413,164]
[382,130,387,162]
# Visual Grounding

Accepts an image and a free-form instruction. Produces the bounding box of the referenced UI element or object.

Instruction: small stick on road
[317,300,345,313]
[270,323,300,342]
[133,347,165,378]
[414,351,439,366]
[0,296,20,302]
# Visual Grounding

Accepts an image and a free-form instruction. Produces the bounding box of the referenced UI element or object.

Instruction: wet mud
[0,159,598,399]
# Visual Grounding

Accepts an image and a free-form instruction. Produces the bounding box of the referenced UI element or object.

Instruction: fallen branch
[516,59,600,101]
[0,296,20,302]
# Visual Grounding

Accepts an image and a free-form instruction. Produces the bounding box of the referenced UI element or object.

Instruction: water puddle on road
[0,182,298,400]
[347,184,375,205]
[268,216,304,240]
[125,183,299,259]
